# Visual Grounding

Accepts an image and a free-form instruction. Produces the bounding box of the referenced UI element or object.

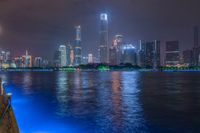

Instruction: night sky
[0,0,200,60]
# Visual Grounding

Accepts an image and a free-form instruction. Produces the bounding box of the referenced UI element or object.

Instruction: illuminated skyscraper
[88,54,93,64]
[183,50,193,66]
[59,45,67,67]
[193,26,200,66]
[66,43,74,66]
[109,35,123,65]
[22,50,32,68]
[0,50,11,68]
[121,44,137,65]
[99,13,109,63]
[74,25,82,66]
[14,57,23,68]
[138,40,160,68]
[34,57,42,67]
[53,50,60,67]
[165,41,180,66]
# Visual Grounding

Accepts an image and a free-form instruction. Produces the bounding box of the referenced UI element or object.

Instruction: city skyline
[0,0,200,60]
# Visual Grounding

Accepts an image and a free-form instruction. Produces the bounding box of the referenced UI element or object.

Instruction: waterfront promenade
[0,79,19,133]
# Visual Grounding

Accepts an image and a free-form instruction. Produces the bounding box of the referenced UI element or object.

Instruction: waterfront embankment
[0,79,19,133]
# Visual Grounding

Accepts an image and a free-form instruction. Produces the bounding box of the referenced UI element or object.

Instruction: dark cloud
[0,0,200,59]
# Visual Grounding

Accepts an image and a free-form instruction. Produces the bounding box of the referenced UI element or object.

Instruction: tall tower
[193,26,199,66]
[59,45,67,67]
[74,25,82,66]
[138,40,160,68]
[99,13,109,63]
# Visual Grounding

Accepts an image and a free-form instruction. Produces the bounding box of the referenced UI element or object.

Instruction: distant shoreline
[1,68,200,72]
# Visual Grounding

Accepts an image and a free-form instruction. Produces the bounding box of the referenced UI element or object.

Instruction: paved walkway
[0,81,19,133]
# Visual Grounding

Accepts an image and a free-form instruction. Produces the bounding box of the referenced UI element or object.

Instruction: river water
[0,71,200,133]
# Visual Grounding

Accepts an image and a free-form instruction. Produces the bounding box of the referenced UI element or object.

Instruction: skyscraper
[109,35,123,65]
[138,40,160,68]
[59,45,67,67]
[74,25,82,66]
[88,54,93,64]
[65,43,75,66]
[22,50,32,68]
[165,41,180,66]
[183,50,193,66]
[121,44,137,65]
[53,50,60,67]
[193,26,200,66]
[0,50,11,68]
[34,57,42,67]
[99,13,109,63]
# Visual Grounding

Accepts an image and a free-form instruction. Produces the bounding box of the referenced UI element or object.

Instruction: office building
[59,45,67,67]
[14,57,23,68]
[109,46,118,65]
[99,13,109,63]
[34,57,42,67]
[22,50,32,68]
[193,26,200,66]
[54,50,60,67]
[165,41,180,66]
[183,50,193,66]
[121,44,137,65]
[109,35,124,65]
[88,54,93,64]
[138,40,161,68]
[74,26,82,66]
[42,59,49,67]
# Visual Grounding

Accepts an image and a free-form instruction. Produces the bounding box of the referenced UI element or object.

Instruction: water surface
[1,71,200,133]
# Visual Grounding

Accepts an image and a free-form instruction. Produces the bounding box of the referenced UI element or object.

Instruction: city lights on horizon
[0,13,200,69]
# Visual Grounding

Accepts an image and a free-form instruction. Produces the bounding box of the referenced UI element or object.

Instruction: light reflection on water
[0,71,200,133]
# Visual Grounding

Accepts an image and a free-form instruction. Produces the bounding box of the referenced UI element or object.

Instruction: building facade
[193,26,200,66]
[22,50,32,68]
[121,44,137,65]
[138,40,160,69]
[99,13,109,63]
[59,45,67,67]
[109,35,123,65]
[183,50,193,66]
[34,57,42,67]
[165,41,180,66]
[74,26,82,66]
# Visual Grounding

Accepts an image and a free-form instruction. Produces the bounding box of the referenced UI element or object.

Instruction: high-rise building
[66,43,73,66]
[42,59,49,68]
[99,13,109,63]
[165,41,180,66]
[193,26,200,66]
[109,35,123,65]
[82,56,88,65]
[0,50,11,63]
[138,40,160,69]
[14,57,23,68]
[183,50,193,66]
[74,26,82,66]
[59,45,67,67]
[88,54,93,64]
[121,44,137,65]
[22,50,32,68]
[34,57,42,67]
[109,46,118,65]
[53,50,60,67]
[0,50,11,68]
